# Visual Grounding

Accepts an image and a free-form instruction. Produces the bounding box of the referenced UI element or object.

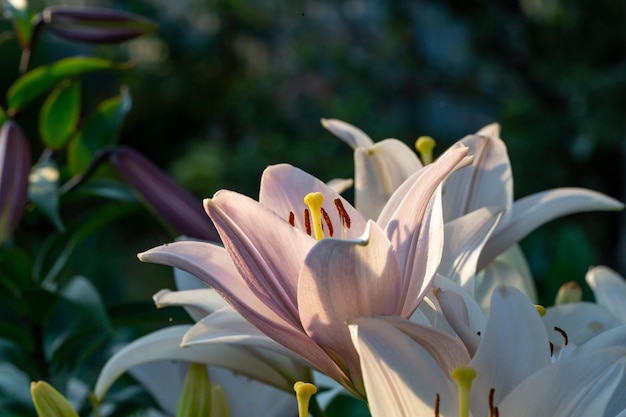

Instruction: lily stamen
[294,381,317,417]
[334,198,352,229]
[489,388,499,417]
[321,207,334,237]
[434,393,440,417]
[304,208,312,236]
[451,366,476,417]
[304,192,325,240]
[288,211,295,226]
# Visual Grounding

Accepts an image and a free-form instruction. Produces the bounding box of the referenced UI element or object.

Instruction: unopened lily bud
[36,6,156,44]
[0,121,31,244]
[555,281,582,305]
[109,146,220,242]
[176,363,218,417]
[31,381,79,417]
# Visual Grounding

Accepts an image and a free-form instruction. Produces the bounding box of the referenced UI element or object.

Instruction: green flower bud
[31,381,79,417]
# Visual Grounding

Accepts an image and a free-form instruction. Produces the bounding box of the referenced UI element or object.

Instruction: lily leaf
[59,275,114,333]
[68,87,132,174]
[39,79,81,149]
[7,57,117,113]
[29,161,65,232]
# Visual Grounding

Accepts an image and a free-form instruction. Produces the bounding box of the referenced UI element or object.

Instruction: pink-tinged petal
[298,221,402,391]
[94,325,300,399]
[182,308,311,381]
[206,190,315,324]
[474,245,537,310]
[442,134,513,222]
[259,164,365,239]
[153,288,227,321]
[139,241,348,390]
[475,122,501,139]
[349,317,458,417]
[378,144,468,316]
[498,347,626,417]
[469,286,551,417]
[544,302,620,348]
[173,266,211,291]
[586,266,626,322]
[182,307,302,361]
[440,207,502,290]
[479,188,624,270]
[353,139,423,220]
[321,118,374,149]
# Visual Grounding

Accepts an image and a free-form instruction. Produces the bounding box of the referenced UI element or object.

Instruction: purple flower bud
[37,6,157,44]
[109,147,220,242]
[0,121,31,244]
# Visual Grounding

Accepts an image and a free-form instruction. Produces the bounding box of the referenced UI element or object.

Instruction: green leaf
[60,276,113,333]
[29,161,65,232]
[33,202,137,286]
[39,80,81,149]
[3,0,34,49]
[0,246,33,294]
[7,57,117,113]
[325,395,371,417]
[68,87,132,174]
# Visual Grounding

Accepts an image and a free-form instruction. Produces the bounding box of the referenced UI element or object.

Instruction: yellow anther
[294,381,317,417]
[534,305,547,317]
[416,136,436,165]
[555,281,582,305]
[451,366,476,417]
[304,192,325,240]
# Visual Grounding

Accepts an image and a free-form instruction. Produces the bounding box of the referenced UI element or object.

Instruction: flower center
[288,192,352,240]
[294,381,317,417]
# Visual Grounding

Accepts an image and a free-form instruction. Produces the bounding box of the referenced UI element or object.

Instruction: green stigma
[451,366,476,417]
[304,192,325,240]
[294,381,317,417]
[416,136,436,165]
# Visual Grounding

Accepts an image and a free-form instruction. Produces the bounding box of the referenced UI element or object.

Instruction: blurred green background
[1,0,624,304]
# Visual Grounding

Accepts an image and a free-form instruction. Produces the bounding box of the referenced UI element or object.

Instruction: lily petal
[498,347,626,417]
[474,245,538,310]
[94,326,300,399]
[321,118,374,149]
[139,240,344,386]
[586,266,626,322]
[259,164,365,239]
[153,288,226,321]
[349,317,458,417]
[298,220,402,391]
[544,302,620,348]
[469,286,551,417]
[442,134,512,222]
[353,139,423,220]
[479,188,624,270]
[206,190,314,324]
[440,207,502,290]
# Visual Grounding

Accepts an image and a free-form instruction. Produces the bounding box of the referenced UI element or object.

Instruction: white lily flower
[323,118,623,304]
[349,286,626,417]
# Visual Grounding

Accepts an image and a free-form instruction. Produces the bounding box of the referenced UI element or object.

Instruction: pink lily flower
[139,143,470,397]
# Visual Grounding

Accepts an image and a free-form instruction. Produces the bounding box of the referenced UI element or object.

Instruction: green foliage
[7,57,117,113]
[39,80,81,150]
